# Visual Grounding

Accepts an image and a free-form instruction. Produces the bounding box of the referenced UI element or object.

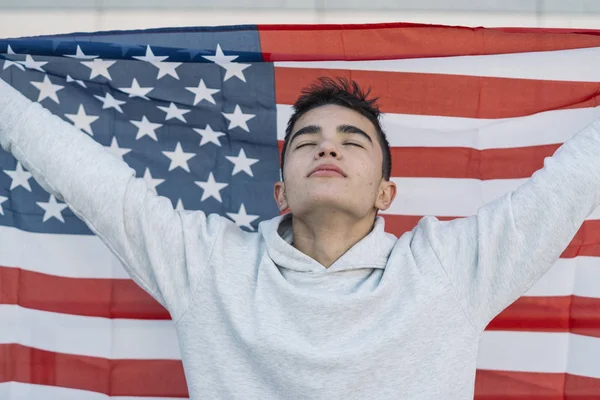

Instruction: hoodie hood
[258,213,398,273]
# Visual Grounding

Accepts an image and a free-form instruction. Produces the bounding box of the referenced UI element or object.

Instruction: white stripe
[524,258,575,297]
[386,177,524,216]
[572,257,600,299]
[0,305,181,360]
[277,104,600,149]
[0,382,186,400]
[478,331,600,379]
[3,304,600,379]
[385,177,600,219]
[0,225,130,279]
[275,46,600,82]
[524,257,600,298]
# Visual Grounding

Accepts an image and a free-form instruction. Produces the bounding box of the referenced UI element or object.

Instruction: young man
[1,76,599,399]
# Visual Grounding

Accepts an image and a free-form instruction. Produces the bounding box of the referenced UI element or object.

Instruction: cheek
[283,156,303,183]
[354,159,381,185]
[283,162,308,198]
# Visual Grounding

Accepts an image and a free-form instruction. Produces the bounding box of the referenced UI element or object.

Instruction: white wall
[3,8,600,39]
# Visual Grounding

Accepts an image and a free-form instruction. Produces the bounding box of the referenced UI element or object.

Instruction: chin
[294,192,358,215]
[306,186,346,202]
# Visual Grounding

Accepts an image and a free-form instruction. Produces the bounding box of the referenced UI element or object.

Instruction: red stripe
[390,145,561,179]
[259,24,600,61]
[274,67,600,119]
[487,296,600,338]
[564,220,600,258]
[0,266,169,320]
[260,22,600,35]
[382,216,600,258]
[0,344,188,397]
[383,214,456,235]
[2,265,599,337]
[474,370,600,400]
[2,344,599,398]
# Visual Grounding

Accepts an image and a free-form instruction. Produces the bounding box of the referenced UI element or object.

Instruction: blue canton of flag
[0,26,281,235]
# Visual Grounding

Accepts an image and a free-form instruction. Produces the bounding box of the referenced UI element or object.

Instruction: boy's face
[274,104,396,220]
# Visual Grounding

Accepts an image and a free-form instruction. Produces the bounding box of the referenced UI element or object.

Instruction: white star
[2,59,24,71]
[222,105,255,132]
[203,44,238,64]
[64,45,98,60]
[133,45,181,80]
[226,148,259,177]
[81,58,116,80]
[157,102,190,122]
[130,116,162,141]
[37,195,68,223]
[94,92,126,113]
[141,168,164,193]
[220,62,251,82]
[133,45,169,63]
[154,61,182,79]
[203,44,251,82]
[4,162,33,191]
[162,142,196,172]
[2,45,24,71]
[195,172,228,202]
[175,198,185,211]
[185,79,219,105]
[227,203,259,231]
[105,137,131,160]
[30,75,64,104]
[18,55,47,72]
[65,104,99,136]
[0,195,7,215]
[194,124,225,147]
[120,78,153,100]
[66,75,87,88]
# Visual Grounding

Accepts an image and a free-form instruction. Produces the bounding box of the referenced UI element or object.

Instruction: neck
[290,209,377,268]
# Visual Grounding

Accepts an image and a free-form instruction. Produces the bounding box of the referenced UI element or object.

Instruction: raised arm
[413,118,600,333]
[0,78,224,321]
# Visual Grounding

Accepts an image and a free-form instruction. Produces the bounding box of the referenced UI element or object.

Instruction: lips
[308,164,347,177]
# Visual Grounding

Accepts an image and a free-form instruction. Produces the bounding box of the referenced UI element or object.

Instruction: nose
[315,140,341,160]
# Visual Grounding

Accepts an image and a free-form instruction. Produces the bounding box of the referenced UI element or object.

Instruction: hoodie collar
[258,213,397,273]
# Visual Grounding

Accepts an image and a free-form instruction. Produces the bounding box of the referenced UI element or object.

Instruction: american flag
[1,23,600,399]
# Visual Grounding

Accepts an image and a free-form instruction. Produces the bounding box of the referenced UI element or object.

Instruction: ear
[273,181,289,212]
[374,179,397,211]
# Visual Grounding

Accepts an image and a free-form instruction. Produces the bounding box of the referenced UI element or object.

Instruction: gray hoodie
[2,78,600,399]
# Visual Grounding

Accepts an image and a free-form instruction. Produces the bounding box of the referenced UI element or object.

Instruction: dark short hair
[280,77,392,181]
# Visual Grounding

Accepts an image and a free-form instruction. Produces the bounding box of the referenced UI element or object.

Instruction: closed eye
[343,142,364,148]
[295,142,316,149]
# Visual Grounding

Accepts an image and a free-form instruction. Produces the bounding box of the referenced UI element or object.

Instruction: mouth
[308,164,347,178]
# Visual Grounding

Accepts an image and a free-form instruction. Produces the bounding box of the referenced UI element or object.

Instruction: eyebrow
[290,124,373,145]
[338,124,373,143]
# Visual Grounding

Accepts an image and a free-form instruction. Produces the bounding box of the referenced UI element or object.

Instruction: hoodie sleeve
[415,118,600,333]
[0,78,224,322]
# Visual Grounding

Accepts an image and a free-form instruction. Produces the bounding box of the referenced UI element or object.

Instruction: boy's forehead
[293,105,374,133]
